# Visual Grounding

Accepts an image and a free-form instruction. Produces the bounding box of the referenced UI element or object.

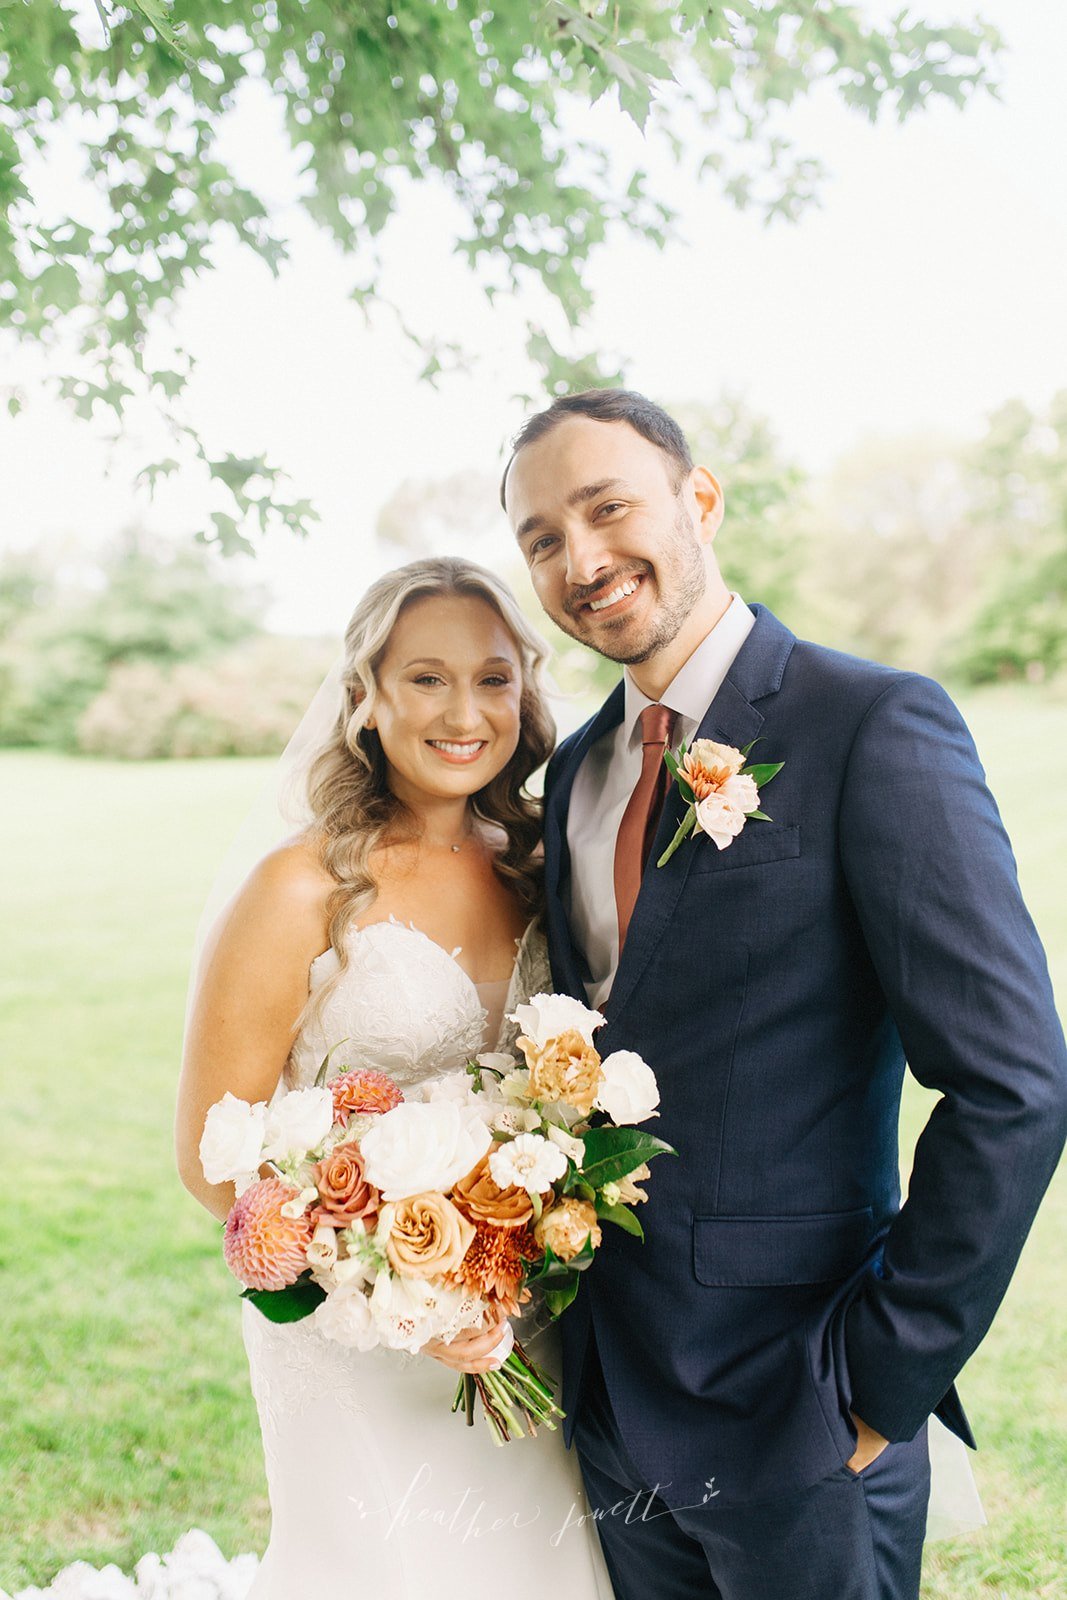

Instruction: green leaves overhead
[0,1,1001,550]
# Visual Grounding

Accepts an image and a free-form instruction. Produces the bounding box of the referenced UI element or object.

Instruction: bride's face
[368,592,524,806]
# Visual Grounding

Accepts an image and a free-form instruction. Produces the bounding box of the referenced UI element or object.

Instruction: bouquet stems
[451,1337,565,1445]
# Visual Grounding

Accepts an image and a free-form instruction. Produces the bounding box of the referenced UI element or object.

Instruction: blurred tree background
[6,384,1064,760]
[1,0,1000,550]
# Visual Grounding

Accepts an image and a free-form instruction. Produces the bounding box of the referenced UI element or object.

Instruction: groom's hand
[847,1410,890,1474]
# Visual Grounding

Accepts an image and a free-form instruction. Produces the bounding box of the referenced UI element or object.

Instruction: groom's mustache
[564,564,651,619]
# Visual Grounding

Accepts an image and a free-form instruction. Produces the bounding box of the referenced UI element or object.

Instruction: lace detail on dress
[496,919,552,1055]
[283,919,490,1093]
[241,1304,368,1479]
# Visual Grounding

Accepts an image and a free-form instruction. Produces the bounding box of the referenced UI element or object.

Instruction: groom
[501,390,1067,1599]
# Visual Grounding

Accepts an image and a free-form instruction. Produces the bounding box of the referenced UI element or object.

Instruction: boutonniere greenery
[658,738,784,866]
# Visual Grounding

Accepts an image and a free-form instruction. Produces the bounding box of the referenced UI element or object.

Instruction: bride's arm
[175,843,332,1222]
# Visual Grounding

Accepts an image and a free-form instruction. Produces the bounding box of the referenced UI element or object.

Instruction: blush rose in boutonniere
[657,737,784,864]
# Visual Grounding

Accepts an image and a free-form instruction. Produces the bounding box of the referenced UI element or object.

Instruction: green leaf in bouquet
[595,1197,645,1240]
[241,1273,326,1322]
[578,1125,677,1189]
[747,809,772,822]
[663,748,695,805]
[313,1037,354,1088]
[741,762,784,786]
[524,1231,597,1285]
[544,1275,581,1317]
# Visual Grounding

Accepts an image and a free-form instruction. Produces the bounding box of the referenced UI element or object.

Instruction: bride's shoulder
[238,835,334,925]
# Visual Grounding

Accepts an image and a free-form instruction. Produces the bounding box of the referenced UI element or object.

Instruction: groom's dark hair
[499,388,694,507]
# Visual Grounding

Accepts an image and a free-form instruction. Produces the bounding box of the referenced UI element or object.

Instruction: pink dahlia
[330,1069,404,1126]
[223,1177,313,1291]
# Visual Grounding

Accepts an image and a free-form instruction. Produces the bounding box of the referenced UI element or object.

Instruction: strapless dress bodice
[282,916,550,1094]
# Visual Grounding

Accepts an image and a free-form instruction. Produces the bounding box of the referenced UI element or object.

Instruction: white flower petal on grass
[594,1051,661,1125]
[199,1091,266,1187]
[489,1132,568,1193]
[507,992,605,1049]
[261,1085,334,1164]
[359,1100,491,1200]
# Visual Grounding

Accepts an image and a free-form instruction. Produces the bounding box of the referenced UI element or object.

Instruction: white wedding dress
[239,917,614,1600]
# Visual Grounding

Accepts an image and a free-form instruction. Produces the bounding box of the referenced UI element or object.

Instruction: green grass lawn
[1,686,1064,1595]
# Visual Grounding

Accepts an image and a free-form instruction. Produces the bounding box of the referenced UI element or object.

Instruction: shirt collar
[622,594,756,748]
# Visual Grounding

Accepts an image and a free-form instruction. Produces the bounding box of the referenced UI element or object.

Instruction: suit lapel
[604,605,795,1022]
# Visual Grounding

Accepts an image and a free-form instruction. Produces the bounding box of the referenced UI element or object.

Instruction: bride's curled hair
[301,556,554,995]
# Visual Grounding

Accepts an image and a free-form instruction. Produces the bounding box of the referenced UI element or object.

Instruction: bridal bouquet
[200,993,672,1443]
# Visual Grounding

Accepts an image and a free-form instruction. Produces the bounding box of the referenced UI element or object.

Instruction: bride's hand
[423,1308,512,1374]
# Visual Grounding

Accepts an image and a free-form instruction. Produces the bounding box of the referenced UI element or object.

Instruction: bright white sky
[2,1,1065,633]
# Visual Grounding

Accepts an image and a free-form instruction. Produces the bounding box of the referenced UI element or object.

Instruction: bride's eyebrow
[401,657,516,670]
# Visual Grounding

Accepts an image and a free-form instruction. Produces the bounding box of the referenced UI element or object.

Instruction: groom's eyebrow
[515,478,631,544]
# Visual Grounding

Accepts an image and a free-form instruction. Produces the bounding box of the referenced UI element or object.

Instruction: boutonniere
[657,738,784,865]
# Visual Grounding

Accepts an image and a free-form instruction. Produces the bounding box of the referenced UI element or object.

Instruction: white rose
[489,1132,568,1194]
[694,791,748,851]
[507,992,604,1050]
[594,1051,661,1125]
[261,1086,334,1164]
[199,1092,266,1188]
[314,1281,380,1350]
[546,1122,586,1167]
[359,1101,491,1200]
[721,772,760,814]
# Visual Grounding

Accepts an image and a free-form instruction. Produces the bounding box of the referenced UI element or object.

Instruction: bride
[175,555,615,1598]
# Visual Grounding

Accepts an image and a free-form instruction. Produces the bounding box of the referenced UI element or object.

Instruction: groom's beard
[558,502,706,666]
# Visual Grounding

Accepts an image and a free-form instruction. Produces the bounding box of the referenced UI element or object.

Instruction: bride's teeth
[430,741,484,755]
[589,578,639,612]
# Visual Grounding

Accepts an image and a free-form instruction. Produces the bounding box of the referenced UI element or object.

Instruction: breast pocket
[688,822,801,874]
[692,1208,874,1286]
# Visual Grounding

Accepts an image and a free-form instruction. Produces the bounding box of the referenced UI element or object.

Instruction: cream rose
[384,1192,475,1279]
[508,993,604,1050]
[534,1198,602,1262]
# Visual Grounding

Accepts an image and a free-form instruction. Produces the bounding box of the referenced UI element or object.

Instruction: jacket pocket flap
[688,823,800,874]
[693,1208,873,1286]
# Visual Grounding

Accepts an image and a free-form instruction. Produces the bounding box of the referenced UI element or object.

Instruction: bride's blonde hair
[300,556,554,1004]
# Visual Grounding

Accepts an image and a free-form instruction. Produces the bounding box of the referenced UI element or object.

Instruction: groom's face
[505,415,716,665]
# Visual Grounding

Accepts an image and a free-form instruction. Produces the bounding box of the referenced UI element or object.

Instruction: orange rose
[310,1141,380,1230]
[451,1151,534,1230]
[518,1028,603,1115]
[385,1192,475,1279]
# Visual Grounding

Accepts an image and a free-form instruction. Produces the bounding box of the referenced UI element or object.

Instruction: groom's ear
[689,466,725,544]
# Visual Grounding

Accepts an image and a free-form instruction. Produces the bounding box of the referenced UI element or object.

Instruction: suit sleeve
[838,673,1067,1442]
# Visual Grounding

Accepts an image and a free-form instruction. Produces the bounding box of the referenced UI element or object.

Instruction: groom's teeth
[588,578,639,612]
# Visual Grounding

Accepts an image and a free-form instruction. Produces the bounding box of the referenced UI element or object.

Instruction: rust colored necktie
[614,702,677,954]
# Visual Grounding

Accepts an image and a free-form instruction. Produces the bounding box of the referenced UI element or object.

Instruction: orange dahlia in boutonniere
[657,737,784,865]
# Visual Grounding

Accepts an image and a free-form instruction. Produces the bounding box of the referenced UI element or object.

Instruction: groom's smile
[503,412,726,676]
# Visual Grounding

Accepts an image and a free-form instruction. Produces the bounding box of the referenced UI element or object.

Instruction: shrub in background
[77,635,337,759]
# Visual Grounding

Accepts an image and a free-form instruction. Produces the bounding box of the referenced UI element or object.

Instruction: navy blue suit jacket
[544,604,1067,1507]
